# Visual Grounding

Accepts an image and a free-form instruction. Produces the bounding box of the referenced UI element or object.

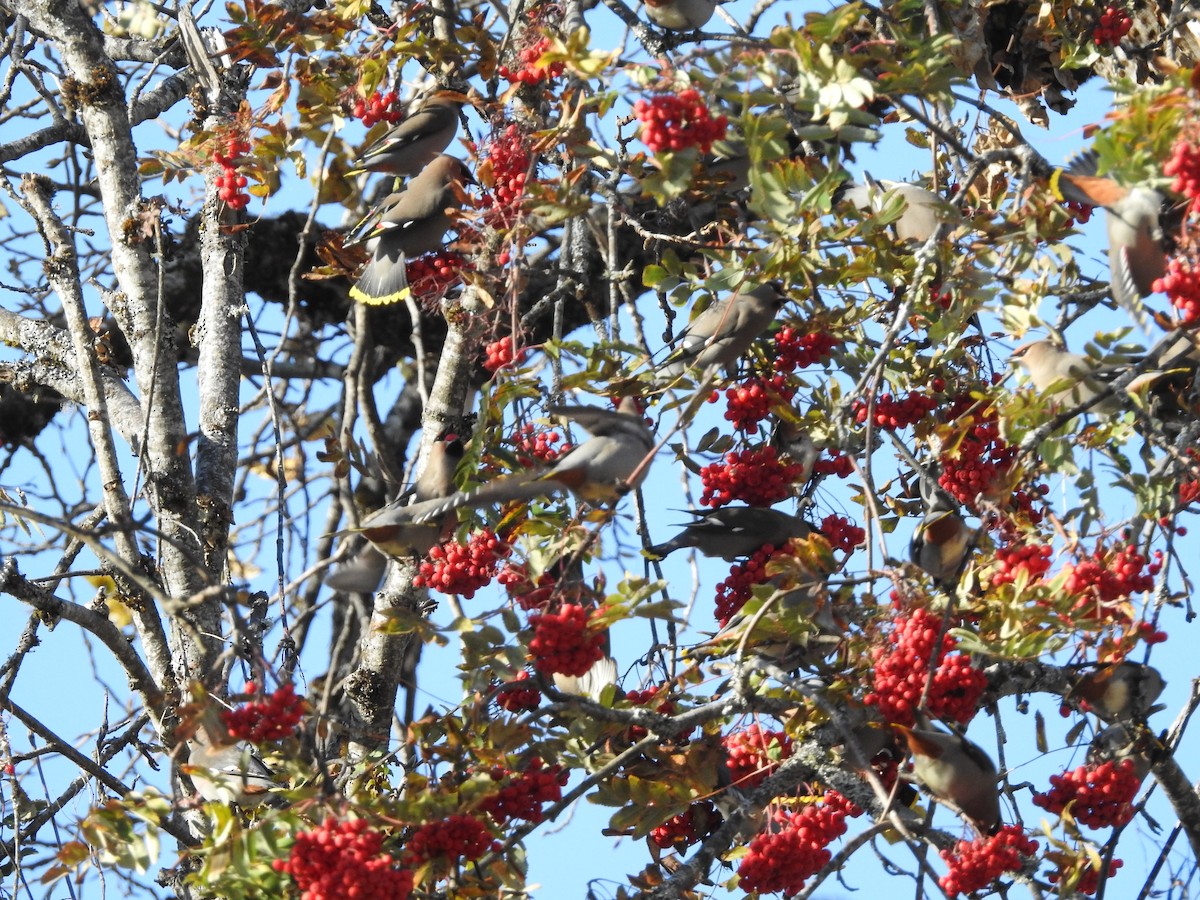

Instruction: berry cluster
[1033,759,1142,828]
[1154,259,1200,326]
[865,606,987,726]
[852,392,937,431]
[406,251,468,302]
[496,670,541,712]
[403,814,494,865]
[1046,854,1122,895]
[774,327,837,371]
[719,375,797,432]
[938,399,1044,521]
[478,124,532,228]
[1062,544,1158,623]
[215,134,251,210]
[1092,5,1132,46]
[498,36,565,84]
[649,800,721,851]
[713,545,778,625]
[990,541,1054,587]
[483,336,530,374]
[352,90,403,126]
[1165,137,1200,209]
[223,682,306,742]
[723,724,794,789]
[812,450,854,478]
[479,758,567,824]
[414,529,511,599]
[634,90,729,155]
[938,825,1038,897]
[509,422,569,464]
[528,603,605,676]
[1062,200,1094,226]
[699,445,805,507]
[819,514,865,554]
[273,817,413,900]
[624,687,676,739]
[736,792,862,896]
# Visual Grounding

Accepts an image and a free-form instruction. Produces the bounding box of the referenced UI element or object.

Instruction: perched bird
[1087,723,1156,781]
[401,396,654,524]
[347,92,465,179]
[909,498,974,589]
[657,285,788,382]
[183,733,280,808]
[647,505,811,561]
[642,0,716,30]
[349,154,475,305]
[835,175,955,243]
[1010,339,1125,415]
[1070,661,1165,723]
[327,431,465,591]
[1051,152,1168,329]
[896,722,1000,834]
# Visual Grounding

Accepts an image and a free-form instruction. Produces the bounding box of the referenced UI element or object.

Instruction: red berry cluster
[509,422,569,464]
[223,682,306,742]
[699,445,805,507]
[812,450,854,478]
[1060,199,1095,227]
[272,817,413,900]
[852,392,937,430]
[1033,759,1141,828]
[989,541,1054,587]
[1179,451,1200,506]
[723,724,794,789]
[819,514,865,554]
[414,529,511,599]
[479,758,567,824]
[938,400,1044,521]
[352,90,403,126]
[403,814,494,865]
[405,251,468,302]
[624,687,676,739]
[634,90,729,155]
[649,800,722,851]
[499,564,554,611]
[478,124,532,227]
[713,545,778,625]
[528,603,605,676]
[1154,259,1200,326]
[719,375,797,432]
[938,824,1038,897]
[1047,855,1122,895]
[774,327,837,371]
[215,135,251,210]
[497,36,565,84]
[865,606,987,726]
[1092,5,1132,46]
[1165,137,1200,209]
[1062,544,1157,622]
[736,792,862,896]
[483,336,530,373]
[496,670,542,712]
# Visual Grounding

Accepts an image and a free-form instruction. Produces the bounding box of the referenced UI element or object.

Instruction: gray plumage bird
[349,154,474,305]
[1010,339,1124,415]
[327,431,465,591]
[1087,723,1155,781]
[1052,153,1168,330]
[642,0,716,30]
[835,175,954,243]
[348,91,465,179]
[183,734,279,808]
[896,721,1000,834]
[909,499,974,588]
[648,506,811,561]
[657,285,787,382]
[1071,662,1165,723]
[398,397,653,525]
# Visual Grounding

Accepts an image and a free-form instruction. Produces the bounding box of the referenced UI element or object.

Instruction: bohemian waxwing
[835,175,954,244]
[349,154,474,305]
[1070,661,1165,723]
[1051,152,1168,330]
[642,0,716,30]
[183,733,280,808]
[347,92,465,179]
[647,505,811,561]
[552,655,619,700]
[1010,339,1124,415]
[391,397,654,525]
[909,495,975,589]
[896,721,1000,834]
[656,285,787,382]
[1086,722,1156,781]
[327,430,465,591]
